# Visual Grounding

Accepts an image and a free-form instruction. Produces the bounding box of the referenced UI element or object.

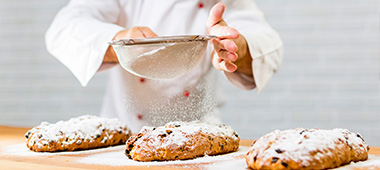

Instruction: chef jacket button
[137,114,143,120]
[198,2,204,8]
[184,91,190,97]
[139,78,145,83]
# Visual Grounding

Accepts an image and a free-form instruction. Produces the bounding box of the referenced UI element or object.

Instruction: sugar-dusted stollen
[25,115,132,152]
[125,121,240,161]
[246,128,370,170]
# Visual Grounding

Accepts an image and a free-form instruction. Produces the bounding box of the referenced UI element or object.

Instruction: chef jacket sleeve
[45,0,125,86]
[222,0,284,92]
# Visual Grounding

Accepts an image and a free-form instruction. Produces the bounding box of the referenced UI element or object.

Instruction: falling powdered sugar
[143,74,221,127]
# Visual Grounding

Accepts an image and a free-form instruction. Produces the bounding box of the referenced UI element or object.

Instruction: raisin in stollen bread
[25,115,132,152]
[125,121,240,161]
[246,128,369,170]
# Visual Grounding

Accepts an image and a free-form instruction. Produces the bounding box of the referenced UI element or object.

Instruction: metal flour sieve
[109,35,216,80]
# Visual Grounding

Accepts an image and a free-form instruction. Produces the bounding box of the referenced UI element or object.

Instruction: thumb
[207,2,225,28]
[138,27,158,38]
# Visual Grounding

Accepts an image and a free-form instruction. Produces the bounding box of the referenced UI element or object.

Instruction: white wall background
[0,0,379,146]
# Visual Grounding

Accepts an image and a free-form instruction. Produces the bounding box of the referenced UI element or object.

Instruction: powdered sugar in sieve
[110,35,216,80]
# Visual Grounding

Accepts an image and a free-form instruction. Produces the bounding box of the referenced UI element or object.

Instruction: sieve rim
[108,35,217,46]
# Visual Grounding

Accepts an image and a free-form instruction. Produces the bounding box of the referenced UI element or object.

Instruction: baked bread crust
[25,115,132,152]
[125,121,240,161]
[246,128,370,170]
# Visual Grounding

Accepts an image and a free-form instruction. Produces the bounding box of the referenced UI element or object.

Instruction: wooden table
[1,126,379,170]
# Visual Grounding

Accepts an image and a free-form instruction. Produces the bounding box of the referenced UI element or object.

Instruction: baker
[45,0,283,133]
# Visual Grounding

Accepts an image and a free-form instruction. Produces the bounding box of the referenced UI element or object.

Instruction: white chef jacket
[45,0,283,133]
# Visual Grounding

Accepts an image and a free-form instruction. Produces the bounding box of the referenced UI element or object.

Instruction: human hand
[114,27,158,40]
[103,27,158,63]
[207,2,252,75]
[207,2,239,72]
